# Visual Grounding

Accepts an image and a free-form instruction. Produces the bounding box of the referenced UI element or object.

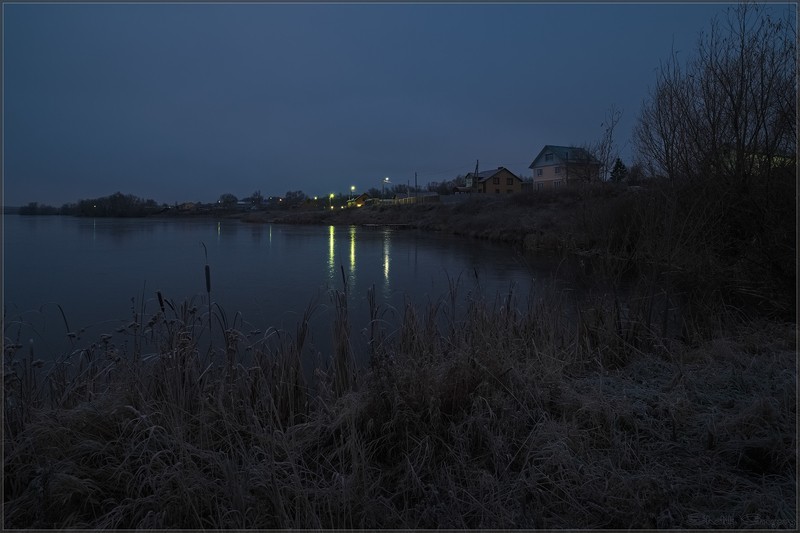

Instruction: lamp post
[350,185,355,201]
[382,176,390,198]
[329,193,335,210]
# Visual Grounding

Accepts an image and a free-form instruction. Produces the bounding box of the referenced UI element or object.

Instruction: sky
[3,1,788,206]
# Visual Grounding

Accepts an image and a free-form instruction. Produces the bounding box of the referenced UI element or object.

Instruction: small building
[529,145,601,189]
[463,167,524,194]
[347,192,371,208]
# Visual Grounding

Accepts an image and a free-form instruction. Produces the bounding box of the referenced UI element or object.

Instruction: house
[347,192,371,208]
[529,145,601,189]
[463,167,524,194]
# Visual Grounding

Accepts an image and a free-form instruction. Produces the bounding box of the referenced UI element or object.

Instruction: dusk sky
[3,1,768,207]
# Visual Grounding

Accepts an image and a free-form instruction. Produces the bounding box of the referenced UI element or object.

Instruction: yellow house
[464,167,524,194]
[347,192,371,208]
[529,145,601,189]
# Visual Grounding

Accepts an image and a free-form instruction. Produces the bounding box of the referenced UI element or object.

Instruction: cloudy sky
[3,1,758,206]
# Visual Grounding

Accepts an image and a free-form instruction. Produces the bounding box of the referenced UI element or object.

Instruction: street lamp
[350,185,355,201]
[329,193,335,210]
[382,176,390,198]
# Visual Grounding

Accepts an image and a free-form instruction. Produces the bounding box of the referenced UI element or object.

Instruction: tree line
[18,192,161,217]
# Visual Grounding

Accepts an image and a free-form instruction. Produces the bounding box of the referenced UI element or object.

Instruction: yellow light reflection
[383,229,390,283]
[349,225,356,273]
[328,225,335,278]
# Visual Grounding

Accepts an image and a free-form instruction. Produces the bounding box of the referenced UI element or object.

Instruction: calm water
[4,215,568,362]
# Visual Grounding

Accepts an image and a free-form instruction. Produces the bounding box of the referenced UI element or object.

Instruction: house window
[493,177,500,184]
[536,182,544,191]
[506,177,513,185]
[495,189,500,194]
[554,180,562,188]
[545,153,553,162]
[536,169,543,177]
[555,166,561,174]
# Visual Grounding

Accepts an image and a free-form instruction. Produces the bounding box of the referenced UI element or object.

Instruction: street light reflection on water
[349,226,356,274]
[383,228,390,289]
[328,225,335,280]
[325,225,392,297]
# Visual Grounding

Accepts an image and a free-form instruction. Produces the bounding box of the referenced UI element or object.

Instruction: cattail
[157,290,165,313]
[205,264,211,294]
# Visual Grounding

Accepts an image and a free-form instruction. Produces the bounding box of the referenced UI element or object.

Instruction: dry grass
[3,279,795,529]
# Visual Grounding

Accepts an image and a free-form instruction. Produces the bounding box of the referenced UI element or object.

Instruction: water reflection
[328,225,335,280]
[349,225,357,281]
[76,218,157,244]
[249,223,263,244]
[215,221,240,243]
[383,228,391,296]
[350,226,356,276]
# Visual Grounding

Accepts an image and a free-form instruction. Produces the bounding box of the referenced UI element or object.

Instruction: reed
[3,273,795,528]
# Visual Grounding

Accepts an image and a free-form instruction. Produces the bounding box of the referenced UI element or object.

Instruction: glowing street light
[350,185,355,201]
[382,176,390,198]
[329,193,335,210]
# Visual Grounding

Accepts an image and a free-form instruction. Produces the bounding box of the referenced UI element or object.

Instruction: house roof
[529,145,601,169]
[465,166,521,183]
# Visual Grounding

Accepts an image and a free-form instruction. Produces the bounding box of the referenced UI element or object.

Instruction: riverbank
[4,280,795,528]
[241,187,601,250]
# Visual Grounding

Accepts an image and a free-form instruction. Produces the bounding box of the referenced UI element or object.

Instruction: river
[4,215,573,364]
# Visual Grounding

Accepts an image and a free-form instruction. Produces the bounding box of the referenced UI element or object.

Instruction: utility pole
[414,171,418,199]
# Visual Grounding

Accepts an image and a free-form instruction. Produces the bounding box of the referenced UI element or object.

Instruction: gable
[475,167,522,183]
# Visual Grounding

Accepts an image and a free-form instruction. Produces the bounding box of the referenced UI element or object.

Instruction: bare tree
[629,2,796,318]
[572,104,623,182]
[595,104,623,181]
[634,2,796,184]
